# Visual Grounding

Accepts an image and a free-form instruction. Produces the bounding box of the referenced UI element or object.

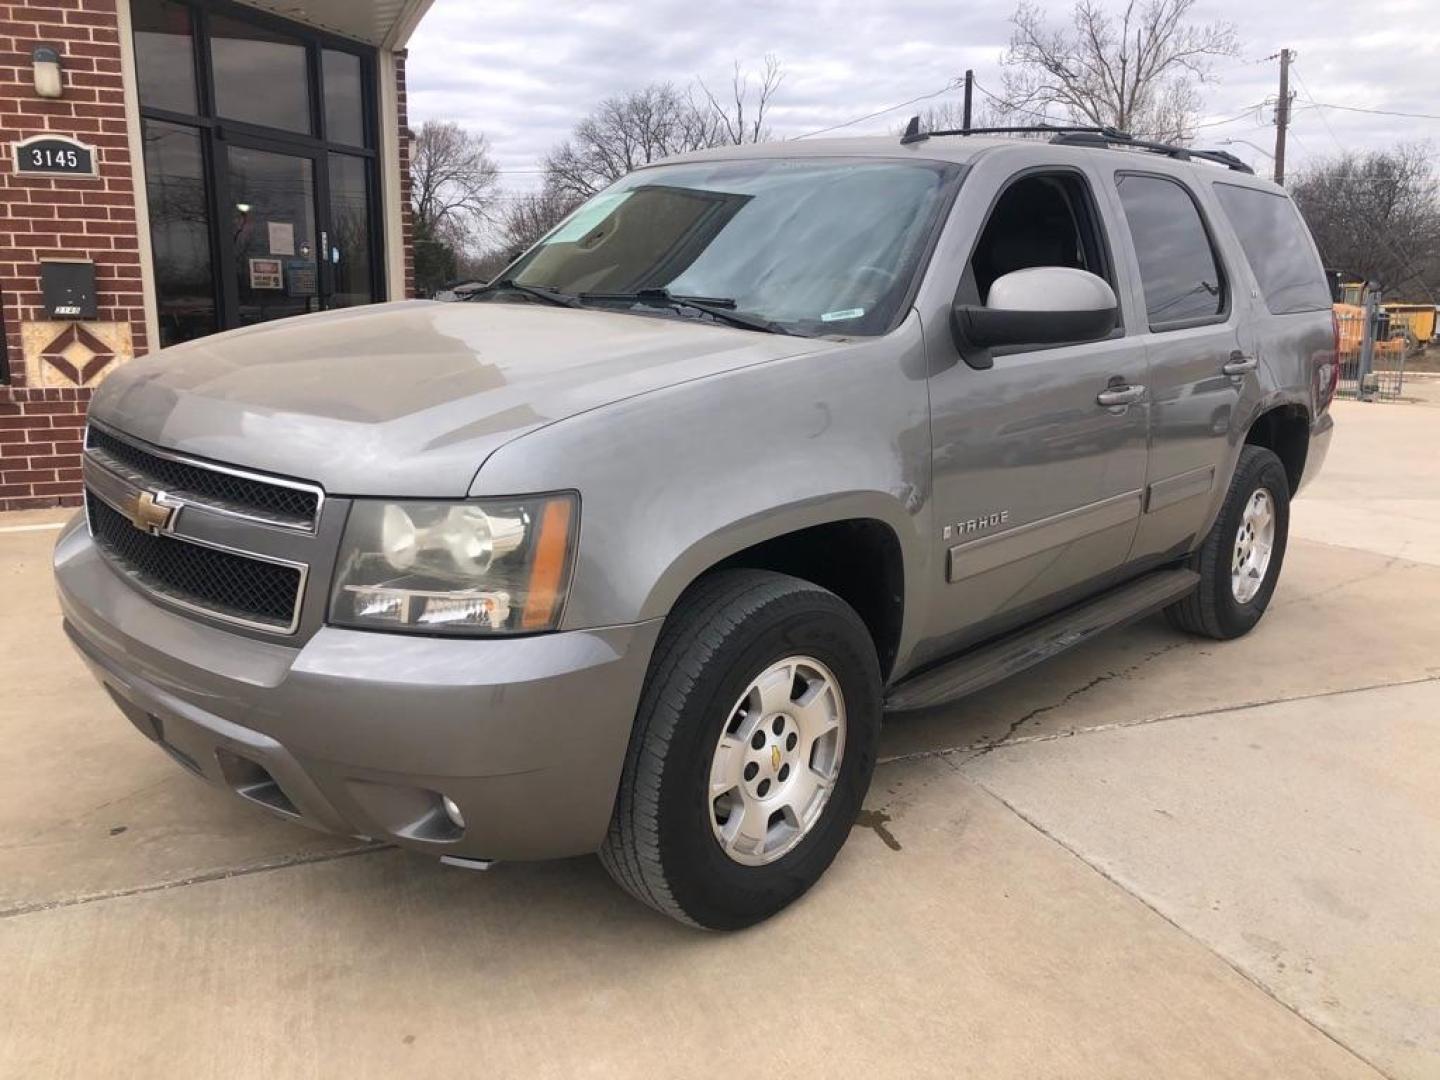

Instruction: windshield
[501,158,958,335]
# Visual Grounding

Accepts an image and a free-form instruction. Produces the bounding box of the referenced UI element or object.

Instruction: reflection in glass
[1116,175,1225,325]
[142,120,216,346]
[132,0,198,115]
[228,146,318,325]
[211,14,311,133]
[324,50,365,146]
[507,160,953,335]
[1214,184,1330,314]
[328,154,373,307]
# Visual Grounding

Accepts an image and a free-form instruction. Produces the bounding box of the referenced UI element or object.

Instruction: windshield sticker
[548,192,633,243]
[820,308,865,323]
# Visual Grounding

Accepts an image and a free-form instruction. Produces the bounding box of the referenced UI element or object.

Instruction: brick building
[1,0,431,510]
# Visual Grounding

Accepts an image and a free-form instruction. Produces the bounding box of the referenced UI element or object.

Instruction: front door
[222,141,324,327]
[921,164,1150,660]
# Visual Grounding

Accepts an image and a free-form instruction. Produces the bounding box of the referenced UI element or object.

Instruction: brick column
[395,47,415,300]
[0,0,148,512]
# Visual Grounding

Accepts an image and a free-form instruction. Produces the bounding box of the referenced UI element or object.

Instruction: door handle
[1223,351,1258,376]
[1097,384,1146,408]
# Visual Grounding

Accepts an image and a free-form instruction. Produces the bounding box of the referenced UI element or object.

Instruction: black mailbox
[40,260,97,320]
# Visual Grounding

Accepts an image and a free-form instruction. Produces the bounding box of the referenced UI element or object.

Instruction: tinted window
[1117,174,1225,327]
[328,153,373,307]
[132,0,197,115]
[142,120,216,346]
[971,173,1111,302]
[1214,184,1330,314]
[211,14,311,133]
[324,50,365,146]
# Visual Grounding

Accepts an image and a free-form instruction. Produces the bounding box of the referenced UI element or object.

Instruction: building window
[142,120,218,345]
[210,14,312,134]
[133,0,198,115]
[130,0,385,347]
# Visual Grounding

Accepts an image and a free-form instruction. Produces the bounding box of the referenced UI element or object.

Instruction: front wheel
[600,570,881,929]
[1166,444,1291,640]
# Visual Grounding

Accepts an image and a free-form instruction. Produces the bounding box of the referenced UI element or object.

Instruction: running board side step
[884,568,1199,713]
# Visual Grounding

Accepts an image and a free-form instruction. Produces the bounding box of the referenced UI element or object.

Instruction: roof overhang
[233,0,436,48]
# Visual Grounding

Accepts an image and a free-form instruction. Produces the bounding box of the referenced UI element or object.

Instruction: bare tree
[543,82,729,200]
[411,120,500,248]
[896,95,1045,135]
[1290,144,1440,300]
[698,55,785,145]
[501,186,585,253]
[1001,0,1237,141]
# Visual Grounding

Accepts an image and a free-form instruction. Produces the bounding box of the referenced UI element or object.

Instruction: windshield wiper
[578,288,806,337]
[465,279,584,309]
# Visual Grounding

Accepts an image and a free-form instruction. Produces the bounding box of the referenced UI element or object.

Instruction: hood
[90,301,831,496]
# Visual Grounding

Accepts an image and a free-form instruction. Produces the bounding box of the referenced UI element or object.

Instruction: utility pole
[962,69,974,132]
[1273,48,1292,185]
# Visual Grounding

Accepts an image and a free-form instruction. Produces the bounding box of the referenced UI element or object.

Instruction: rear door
[1106,170,1249,563]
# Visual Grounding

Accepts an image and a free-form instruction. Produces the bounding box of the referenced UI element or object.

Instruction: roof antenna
[900,115,927,145]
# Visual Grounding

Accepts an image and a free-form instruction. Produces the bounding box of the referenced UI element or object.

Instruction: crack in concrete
[879,673,1440,768]
[966,640,1188,760]
[0,843,389,922]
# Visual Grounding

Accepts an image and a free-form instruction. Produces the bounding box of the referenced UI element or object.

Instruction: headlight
[329,494,578,635]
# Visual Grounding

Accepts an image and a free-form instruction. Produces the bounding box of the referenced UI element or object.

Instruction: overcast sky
[406,0,1440,198]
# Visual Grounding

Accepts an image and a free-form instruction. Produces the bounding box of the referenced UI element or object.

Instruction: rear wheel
[1166,445,1290,639]
[600,569,881,929]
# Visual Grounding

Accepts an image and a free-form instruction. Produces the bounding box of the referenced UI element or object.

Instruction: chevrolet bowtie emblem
[125,489,175,535]
[771,745,782,772]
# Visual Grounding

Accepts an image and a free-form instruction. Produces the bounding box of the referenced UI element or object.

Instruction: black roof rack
[899,115,1255,174]
[900,116,1123,145]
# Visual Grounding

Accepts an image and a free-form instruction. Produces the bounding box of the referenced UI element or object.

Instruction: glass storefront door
[225,143,322,326]
[132,0,384,347]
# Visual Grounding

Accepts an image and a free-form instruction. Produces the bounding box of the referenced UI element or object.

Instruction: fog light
[441,795,465,829]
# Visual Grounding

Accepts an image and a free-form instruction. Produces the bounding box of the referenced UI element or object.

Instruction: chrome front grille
[81,424,323,635]
[86,494,305,631]
[85,424,322,532]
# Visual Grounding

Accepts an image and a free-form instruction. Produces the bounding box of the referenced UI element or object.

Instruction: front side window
[504,158,957,335]
[968,171,1112,303]
[1116,174,1225,328]
[1213,183,1330,314]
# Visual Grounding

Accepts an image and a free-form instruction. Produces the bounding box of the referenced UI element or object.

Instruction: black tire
[1165,445,1290,640]
[599,569,882,929]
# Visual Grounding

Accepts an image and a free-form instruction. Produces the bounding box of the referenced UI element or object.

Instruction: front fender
[470,314,936,655]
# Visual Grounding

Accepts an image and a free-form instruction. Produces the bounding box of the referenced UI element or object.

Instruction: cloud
[405,0,1440,191]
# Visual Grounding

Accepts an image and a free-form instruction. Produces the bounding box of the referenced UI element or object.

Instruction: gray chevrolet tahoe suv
[55,127,1336,928]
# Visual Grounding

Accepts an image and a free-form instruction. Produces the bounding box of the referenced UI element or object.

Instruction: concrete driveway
[2,393,1437,1079]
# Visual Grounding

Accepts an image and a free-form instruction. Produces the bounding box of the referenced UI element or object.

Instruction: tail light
[1316,311,1340,413]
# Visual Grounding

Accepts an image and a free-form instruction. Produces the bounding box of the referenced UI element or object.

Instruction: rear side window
[1213,183,1330,314]
[1116,174,1225,328]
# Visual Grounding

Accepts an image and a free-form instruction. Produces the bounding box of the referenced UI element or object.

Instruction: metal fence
[1335,306,1407,402]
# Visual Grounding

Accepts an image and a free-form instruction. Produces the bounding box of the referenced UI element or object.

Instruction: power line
[1289,64,1438,303]
[1192,102,1269,130]
[1295,100,1440,121]
[792,78,963,140]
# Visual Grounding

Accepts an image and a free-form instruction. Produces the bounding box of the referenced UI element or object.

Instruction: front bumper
[54,518,663,861]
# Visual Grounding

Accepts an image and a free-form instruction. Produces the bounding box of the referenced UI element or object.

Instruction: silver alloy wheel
[708,655,847,867]
[1231,487,1276,604]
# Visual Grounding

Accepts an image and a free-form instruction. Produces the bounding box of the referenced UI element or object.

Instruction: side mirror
[953,267,1119,355]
